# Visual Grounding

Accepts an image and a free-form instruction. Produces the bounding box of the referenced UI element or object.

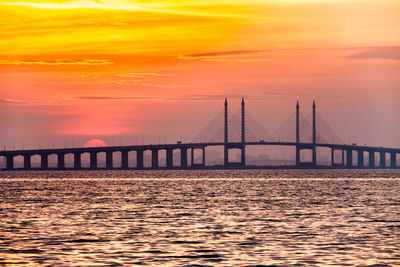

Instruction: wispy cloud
[347,46,400,60]
[0,59,114,66]
[263,91,342,99]
[180,50,262,62]
[0,97,62,105]
[75,96,157,100]
[187,50,261,58]
[116,72,174,78]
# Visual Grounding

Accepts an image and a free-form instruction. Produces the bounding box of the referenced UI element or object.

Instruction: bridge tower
[241,97,246,166]
[224,98,228,166]
[312,100,317,166]
[296,101,300,167]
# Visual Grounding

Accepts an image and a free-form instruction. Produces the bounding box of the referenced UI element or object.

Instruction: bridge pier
[136,150,143,169]
[58,153,65,169]
[90,152,97,169]
[166,148,173,168]
[106,151,113,169]
[390,152,397,168]
[380,151,386,168]
[24,155,31,170]
[6,155,13,170]
[152,149,158,169]
[41,154,48,169]
[358,150,364,168]
[346,149,353,168]
[368,151,375,168]
[73,153,81,170]
[202,147,206,166]
[121,151,128,169]
[181,148,188,168]
[312,101,317,167]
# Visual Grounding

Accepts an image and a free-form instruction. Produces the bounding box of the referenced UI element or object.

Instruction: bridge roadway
[1,141,399,170]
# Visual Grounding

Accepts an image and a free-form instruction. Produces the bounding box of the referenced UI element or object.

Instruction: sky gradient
[0,0,399,149]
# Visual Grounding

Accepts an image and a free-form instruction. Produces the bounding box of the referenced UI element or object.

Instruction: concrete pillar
[41,154,48,169]
[137,150,143,169]
[191,148,194,166]
[90,152,97,169]
[380,151,386,168]
[296,102,300,167]
[74,153,81,170]
[341,150,345,166]
[224,98,228,166]
[166,148,173,168]
[106,151,113,169]
[151,149,158,169]
[331,149,335,166]
[58,153,65,169]
[369,151,375,168]
[358,150,364,168]
[390,152,396,168]
[181,148,188,168]
[6,155,13,170]
[121,151,128,169]
[241,98,246,166]
[202,147,206,166]
[24,155,31,170]
[312,101,317,167]
[346,149,352,168]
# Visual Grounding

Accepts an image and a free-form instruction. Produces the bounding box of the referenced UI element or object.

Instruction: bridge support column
[312,101,317,167]
[224,98,228,167]
[58,153,65,169]
[346,149,352,168]
[341,150,345,166]
[380,151,386,168]
[74,153,81,170]
[191,148,194,166]
[121,151,128,169]
[137,150,143,169]
[152,149,158,169]
[358,150,364,168]
[166,148,173,168]
[24,155,31,170]
[369,151,375,168]
[41,154,48,169]
[6,155,13,170]
[202,147,206,166]
[106,151,113,169]
[331,149,335,166]
[181,148,188,168]
[390,152,397,168]
[90,152,97,169]
[296,102,300,167]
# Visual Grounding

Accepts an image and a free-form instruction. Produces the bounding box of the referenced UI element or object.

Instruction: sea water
[0,170,399,266]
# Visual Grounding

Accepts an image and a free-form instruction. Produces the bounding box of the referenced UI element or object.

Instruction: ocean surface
[0,170,399,266]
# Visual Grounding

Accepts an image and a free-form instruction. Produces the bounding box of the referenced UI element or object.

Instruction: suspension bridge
[1,98,399,170]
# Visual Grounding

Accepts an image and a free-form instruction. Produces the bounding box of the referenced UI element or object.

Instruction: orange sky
[0,0,399,148]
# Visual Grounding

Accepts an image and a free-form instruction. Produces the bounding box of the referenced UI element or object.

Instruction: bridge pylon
[224,97,228,166]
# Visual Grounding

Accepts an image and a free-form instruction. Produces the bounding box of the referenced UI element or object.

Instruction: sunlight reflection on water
[0,170,399,266]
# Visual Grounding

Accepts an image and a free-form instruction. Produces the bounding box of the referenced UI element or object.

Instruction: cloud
[116,72,174,78]
[346,46,400,60]
[76,96,157,100]
[263,91,342,98]
[187,50,261,58]
[0,59,114,66]
[169,94,250,101]
[0,97,62,105]
[180,50,262,62]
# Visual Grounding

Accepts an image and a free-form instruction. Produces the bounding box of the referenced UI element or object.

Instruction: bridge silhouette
[1,98,399,170]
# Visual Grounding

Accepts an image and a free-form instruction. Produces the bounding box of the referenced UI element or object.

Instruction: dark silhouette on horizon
[1,99,399,170]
